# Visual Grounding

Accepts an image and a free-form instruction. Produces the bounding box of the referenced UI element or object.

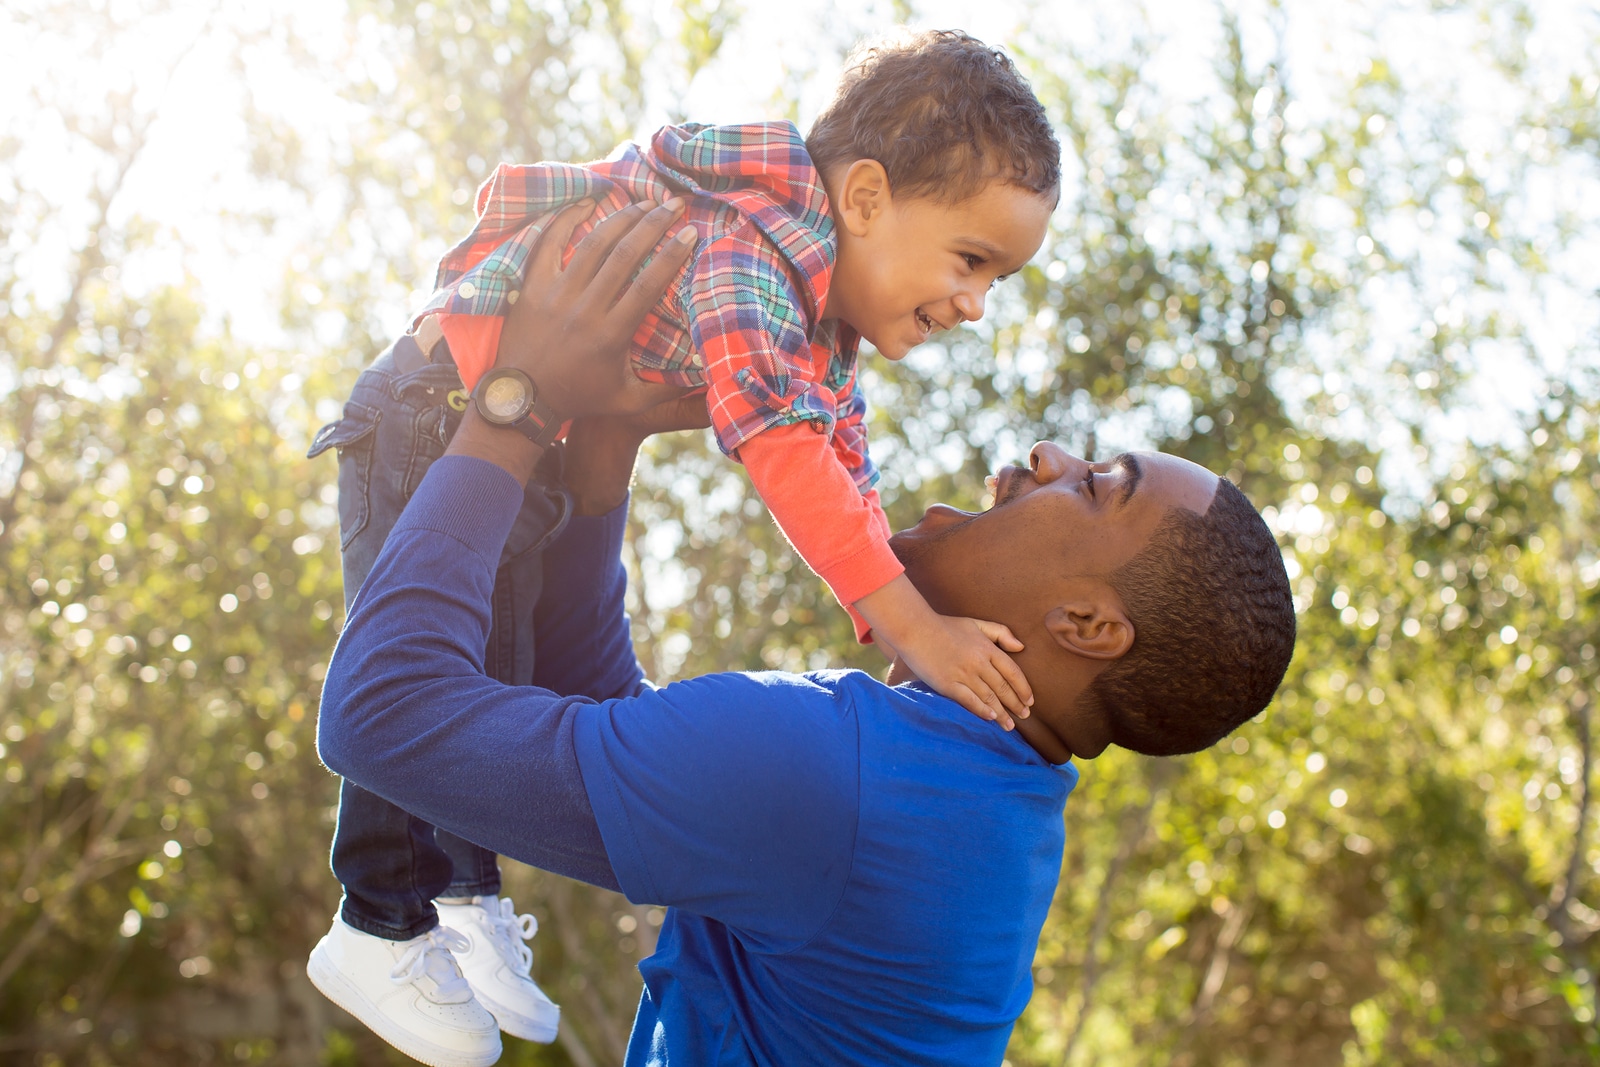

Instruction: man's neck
[885,659,1075,765]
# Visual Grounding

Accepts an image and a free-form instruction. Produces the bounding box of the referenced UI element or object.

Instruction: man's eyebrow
[1113,453,1143,507]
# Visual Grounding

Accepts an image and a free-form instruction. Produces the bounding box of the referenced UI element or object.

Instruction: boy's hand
[895,613,1033,730]
[495,197,697,421]
[853,574,1033,729]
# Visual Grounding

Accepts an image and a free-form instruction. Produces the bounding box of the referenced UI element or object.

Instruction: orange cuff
[741,425,902,643]
[433,314,504,393]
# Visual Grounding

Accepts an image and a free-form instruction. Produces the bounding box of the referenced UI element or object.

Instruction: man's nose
[1028,441,1086,484]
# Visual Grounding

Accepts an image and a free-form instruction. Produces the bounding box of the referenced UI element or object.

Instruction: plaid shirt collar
[645,121,836,325]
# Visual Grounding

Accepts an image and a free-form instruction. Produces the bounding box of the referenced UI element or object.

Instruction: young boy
[307,28,1061,1067]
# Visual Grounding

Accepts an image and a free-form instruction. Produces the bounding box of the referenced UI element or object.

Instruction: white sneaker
[435,896,560,1043]
[306,916,502,1067]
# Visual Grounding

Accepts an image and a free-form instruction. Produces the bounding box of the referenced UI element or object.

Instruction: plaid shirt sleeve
[825,364,880,495]
[687,220,842,458]
[422,163,607,321]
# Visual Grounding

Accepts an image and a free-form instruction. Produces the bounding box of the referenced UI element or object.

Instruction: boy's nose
[953,286,987,323]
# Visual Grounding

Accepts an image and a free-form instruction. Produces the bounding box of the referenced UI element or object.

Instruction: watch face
[482,374,527,420]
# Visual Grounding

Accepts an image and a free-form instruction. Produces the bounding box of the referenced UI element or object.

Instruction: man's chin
[888,504,978,566]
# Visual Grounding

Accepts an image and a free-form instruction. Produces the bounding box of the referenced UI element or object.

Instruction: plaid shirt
[425,121,877,494]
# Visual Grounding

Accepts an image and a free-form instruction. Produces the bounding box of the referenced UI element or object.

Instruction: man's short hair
[805,29,1061,204]
[1086,479,1296,756]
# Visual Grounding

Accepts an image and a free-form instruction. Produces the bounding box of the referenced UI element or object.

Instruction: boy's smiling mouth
[914,307,946,338]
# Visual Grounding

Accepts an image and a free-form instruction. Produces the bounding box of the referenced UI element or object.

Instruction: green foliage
[0,277,349,1055]
[3,1,1598,1064]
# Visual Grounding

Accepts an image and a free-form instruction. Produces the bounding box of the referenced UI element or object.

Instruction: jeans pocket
[309,401,382,550]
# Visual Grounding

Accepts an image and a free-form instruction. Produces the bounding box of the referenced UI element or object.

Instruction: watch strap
[513,394,563,448]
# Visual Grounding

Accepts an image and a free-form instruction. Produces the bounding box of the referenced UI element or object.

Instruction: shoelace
[389,926,474,1000]
[482,896,537,976]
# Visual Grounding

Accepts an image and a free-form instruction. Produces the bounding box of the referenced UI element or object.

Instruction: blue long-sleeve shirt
[319,454,1080,1067]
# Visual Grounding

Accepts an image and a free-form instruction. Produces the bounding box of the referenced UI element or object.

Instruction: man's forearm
[532,496,649,701]
[446,406,545,485]
[317,454,621,889]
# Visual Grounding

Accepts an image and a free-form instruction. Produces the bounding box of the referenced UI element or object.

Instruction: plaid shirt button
[459,282,478,299]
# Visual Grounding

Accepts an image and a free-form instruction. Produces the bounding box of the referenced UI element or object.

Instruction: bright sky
[4,0,1598,489]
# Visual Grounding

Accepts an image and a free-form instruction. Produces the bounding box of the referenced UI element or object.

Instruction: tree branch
[1060,766,1163,1066]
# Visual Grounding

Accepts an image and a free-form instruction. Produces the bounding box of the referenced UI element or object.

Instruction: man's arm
[318,200,696,888]
[318,200,855,942]
[531,398,711,701]
[318,454,624,888]
[318,451,857,943]
[529,504,648,703]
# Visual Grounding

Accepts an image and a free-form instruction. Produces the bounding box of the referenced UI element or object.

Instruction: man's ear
[833,159,891,236]
[1044,597,1133,661]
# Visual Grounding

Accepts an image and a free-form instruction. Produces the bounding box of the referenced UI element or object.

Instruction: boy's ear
[833,158,892,236]
[1044,597,1133,661]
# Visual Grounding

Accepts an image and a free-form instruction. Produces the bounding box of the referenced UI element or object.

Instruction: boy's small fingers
[994,654,1034,709]
[982,688,1015,731]
[980,661,1029,718]
[994,680,1030,721]
[973,618,1024,652]
[958,687,998,722]
[965,680,1004,724]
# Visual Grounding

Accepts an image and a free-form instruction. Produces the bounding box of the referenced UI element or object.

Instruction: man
[315,205,1296,1066]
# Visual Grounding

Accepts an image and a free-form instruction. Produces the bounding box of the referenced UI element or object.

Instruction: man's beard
[889,463,1028,570]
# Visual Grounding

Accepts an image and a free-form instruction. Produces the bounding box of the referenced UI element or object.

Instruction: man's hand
[564,391,712,516]
[496,197,698,421]
[448,199,698,483]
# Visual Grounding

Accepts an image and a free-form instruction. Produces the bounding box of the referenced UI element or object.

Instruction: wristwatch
[470,367,562,447]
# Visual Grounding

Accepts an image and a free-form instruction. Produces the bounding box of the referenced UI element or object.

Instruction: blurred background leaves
[2,0,1599,1063]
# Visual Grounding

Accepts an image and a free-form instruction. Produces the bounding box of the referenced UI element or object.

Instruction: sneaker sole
[306,942,502,1067]
[474,989,559,1044]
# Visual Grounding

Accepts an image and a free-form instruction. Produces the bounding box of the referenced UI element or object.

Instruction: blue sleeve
[574,671,860,951]
[317,455,625,892]
[319,455,861,943]
[531,502,648,701]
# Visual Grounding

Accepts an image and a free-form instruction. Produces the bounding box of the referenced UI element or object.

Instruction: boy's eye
[961,253,982,270]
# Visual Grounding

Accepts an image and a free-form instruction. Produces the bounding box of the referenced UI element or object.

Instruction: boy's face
[825,169,1055,359]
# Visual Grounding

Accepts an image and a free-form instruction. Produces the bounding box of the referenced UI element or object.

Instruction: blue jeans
[308,334,572,940]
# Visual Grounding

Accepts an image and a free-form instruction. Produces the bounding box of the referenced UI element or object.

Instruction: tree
[4,0,1599,1063]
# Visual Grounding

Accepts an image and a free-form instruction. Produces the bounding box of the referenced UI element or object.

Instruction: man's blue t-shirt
[319,456,1079,1066]
[579,670,1078,1066]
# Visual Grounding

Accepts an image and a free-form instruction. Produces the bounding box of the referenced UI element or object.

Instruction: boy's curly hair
[806,29,1061,203]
